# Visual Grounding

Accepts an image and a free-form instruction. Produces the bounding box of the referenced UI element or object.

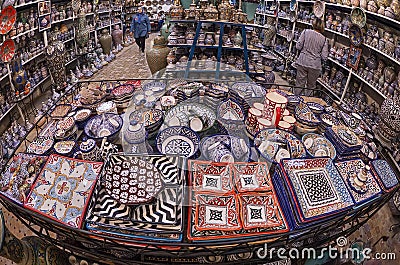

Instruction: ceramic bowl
[111,84,135,98]
[56,117,75,132]
[84,113,123,143]
[27,136,54,155]
[156,126,200,158]
[54,140,76,156]
[295,102,321,127]
[302,133,337,159]
[200,134,250,162]
[129,108,164,134]
[142,81,167,94]
[307,102,325,114]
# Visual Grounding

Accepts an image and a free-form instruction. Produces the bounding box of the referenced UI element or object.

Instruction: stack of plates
[325,125,362,158]
[111,83,136,108]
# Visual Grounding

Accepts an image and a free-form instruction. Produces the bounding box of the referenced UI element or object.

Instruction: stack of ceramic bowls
[129,108,164,138]
[294,102,321,135]
[54,116,77,141]
[307,101,325,114]
[286,95,303,112]
[325,125,362,157]
[111,83,135,108]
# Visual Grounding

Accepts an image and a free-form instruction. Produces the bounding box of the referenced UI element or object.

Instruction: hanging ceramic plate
[313,0,325,19]
[0,6,16,35]
[1,0,15,9]
[0,39,15,63]
[290,0,297,12]
[349,24,363,47]
[350,7,366,28]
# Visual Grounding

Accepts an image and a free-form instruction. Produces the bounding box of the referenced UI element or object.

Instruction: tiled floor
[0,33,400,265]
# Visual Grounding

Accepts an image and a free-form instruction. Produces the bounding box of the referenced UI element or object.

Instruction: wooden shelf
[52,16,75,24]
[0,103,16,123]
[351,71,387,100]
[364,43,400,66]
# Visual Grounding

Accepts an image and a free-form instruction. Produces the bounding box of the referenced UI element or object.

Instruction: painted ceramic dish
[231,82,266,100]
[307,102,324,114]
[96,101,116,114]
[232,162,273,192]
[53,141,75,155]
[25,154,103,228]
[192,161,233,193]
[50,104,72,119]
[200,134,250,162]
[349,24,362,47]
[0,6,16,35]
[0,39,15,63]
[254,129,307,164]
[74,109,92,122]
[102,154,163,205]
[280,157,354,222]
[156,126,200,158]
[335,159,381,204]
[295,102,321,127]
[370,159,399,192]
[238,192,287,230]
[302,133,336,159]
[217,99,245,121]
[129,108,163,129]
[333,125,361,146]
[27,137,54,155]
[142,81,166,94]
[195,193,241,231]
[163,103,216,132]
[319,113,339,127]
[351,7,366,28]
[112,84,135,98]
[84,113,123,143]
[0,153,47,204]
[56,117,75,132]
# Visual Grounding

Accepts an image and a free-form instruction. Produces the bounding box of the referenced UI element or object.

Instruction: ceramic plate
[0,6,16,35]
[301,133,336,159]
[102,155,163,205]
[351,7,366,28]
[319,113,339,127]
[53,140,75,155]
[195,193,241,231]
[349,24,362,47]
[96,101,116,113]
[238,192,287,230]
[163,103,216,132]
[280,157,354,222]
[0,153,47,204]
[74,109,92,122]
[50,104,72,119]
[370,160,399,192]
[25,154,103,228]
[254,129,307,164]
[335,159,381,204]
[56,117,75,131]
[313,0,325,19]
[200,134,250,162]
[27,137,54,155]
[192,161,233,193]
[332,125,361,146]
[156,126,200,158]
[232,162,273,192]
[0,39,15,63]
[112,84,135,97]
[295,102,321,126]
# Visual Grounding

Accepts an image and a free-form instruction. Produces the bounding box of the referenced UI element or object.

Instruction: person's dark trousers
[135,36,146,52]
[158,20,164,31]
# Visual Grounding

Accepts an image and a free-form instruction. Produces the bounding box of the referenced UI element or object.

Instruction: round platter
[0,39,15,63]
[302,133,336,159]
[0,5,16,35]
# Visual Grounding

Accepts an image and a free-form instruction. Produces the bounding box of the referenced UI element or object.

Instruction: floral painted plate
[53,140,75,155]
[102,154,163,205]
[195,193,241,231]
[111,84,135,97]
[156,126,200,158]
[0,39,15,63]
[0,6,16,35]
[349,24,362,47]
[50,104,72,119]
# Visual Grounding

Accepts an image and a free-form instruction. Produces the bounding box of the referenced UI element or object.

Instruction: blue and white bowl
[156,126,200,158]
[84,113,123,143]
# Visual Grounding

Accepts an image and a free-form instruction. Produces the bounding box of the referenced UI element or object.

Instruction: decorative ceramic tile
[370,159,399,192]
[335,159,382,204]
[195,193,241,231]
[24,154,103,228]
[238,192,287,230]
[0,153,47,204]
[102,154,163,205]
[280,158,354,221]
[232,162,273,192]
[191,161,233,193]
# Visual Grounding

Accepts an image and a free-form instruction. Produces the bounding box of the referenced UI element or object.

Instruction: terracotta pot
[146,35,170,74]
[99,29,112,55]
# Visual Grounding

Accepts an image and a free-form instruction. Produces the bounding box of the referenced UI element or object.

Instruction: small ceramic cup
[256,117,272,132]
[247,108,262,129]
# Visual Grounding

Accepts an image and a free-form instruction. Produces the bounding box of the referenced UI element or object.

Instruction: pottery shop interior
[2,0,400,264]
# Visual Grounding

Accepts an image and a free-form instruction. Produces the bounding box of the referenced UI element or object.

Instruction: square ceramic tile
[370,159,399,192]
[191,161,233,194]
[195,193,241,231]
[232,162,273,192]
[280,158,354,221]
[238,192,288,230]
[24,154,103,228]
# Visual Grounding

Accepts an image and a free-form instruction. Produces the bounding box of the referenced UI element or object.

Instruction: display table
[0,78,398,265]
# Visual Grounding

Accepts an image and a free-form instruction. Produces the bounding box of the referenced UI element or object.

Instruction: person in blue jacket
[130,7,151,54]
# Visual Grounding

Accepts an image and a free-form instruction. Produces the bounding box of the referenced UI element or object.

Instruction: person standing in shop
[294,18,328,96]
[130,6,151,54]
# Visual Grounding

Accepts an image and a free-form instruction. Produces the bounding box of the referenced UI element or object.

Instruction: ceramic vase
[99,29,112,55]
[12,59,29,97]
[146,35,170,74]
[375,95,400,147]
[75,11,89,48]
[111,25,123,47]
[45,37,66,91]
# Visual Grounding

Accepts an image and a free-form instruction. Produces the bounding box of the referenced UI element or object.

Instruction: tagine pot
[146,35,171,74]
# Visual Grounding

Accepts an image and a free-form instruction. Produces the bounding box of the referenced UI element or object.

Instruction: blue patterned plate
[156,126,200,158]
[200,134,250,162]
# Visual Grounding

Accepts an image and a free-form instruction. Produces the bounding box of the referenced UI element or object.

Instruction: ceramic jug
[146,34,170,74]
[99,29,112,55]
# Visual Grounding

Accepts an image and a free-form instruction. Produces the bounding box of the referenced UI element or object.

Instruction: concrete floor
[0,33,400,265]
